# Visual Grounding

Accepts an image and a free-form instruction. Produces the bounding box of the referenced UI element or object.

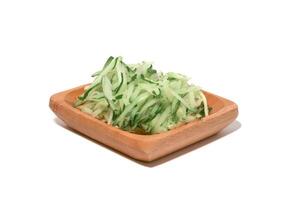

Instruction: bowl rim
[50,84,238,142]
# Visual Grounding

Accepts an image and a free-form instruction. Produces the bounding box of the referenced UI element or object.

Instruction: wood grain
[49,85,238,162]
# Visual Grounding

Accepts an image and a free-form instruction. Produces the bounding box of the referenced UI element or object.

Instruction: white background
[0,0,299,199]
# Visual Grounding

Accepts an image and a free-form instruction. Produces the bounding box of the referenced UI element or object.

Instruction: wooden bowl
[49,85,238,162]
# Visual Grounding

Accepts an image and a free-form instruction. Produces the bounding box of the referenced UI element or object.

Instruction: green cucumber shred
[75,56,211,134]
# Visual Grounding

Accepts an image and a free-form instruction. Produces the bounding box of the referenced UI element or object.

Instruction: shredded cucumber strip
[75,56,210,134]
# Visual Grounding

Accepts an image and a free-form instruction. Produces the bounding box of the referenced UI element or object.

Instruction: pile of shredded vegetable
[74,56,210,134]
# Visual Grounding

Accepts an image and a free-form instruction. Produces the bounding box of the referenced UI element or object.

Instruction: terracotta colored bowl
[49,85,238,162]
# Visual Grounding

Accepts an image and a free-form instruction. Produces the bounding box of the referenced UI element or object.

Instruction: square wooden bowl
[50,85,238,162]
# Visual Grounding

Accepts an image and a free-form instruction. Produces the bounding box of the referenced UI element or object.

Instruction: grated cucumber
[74,56,211,134]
